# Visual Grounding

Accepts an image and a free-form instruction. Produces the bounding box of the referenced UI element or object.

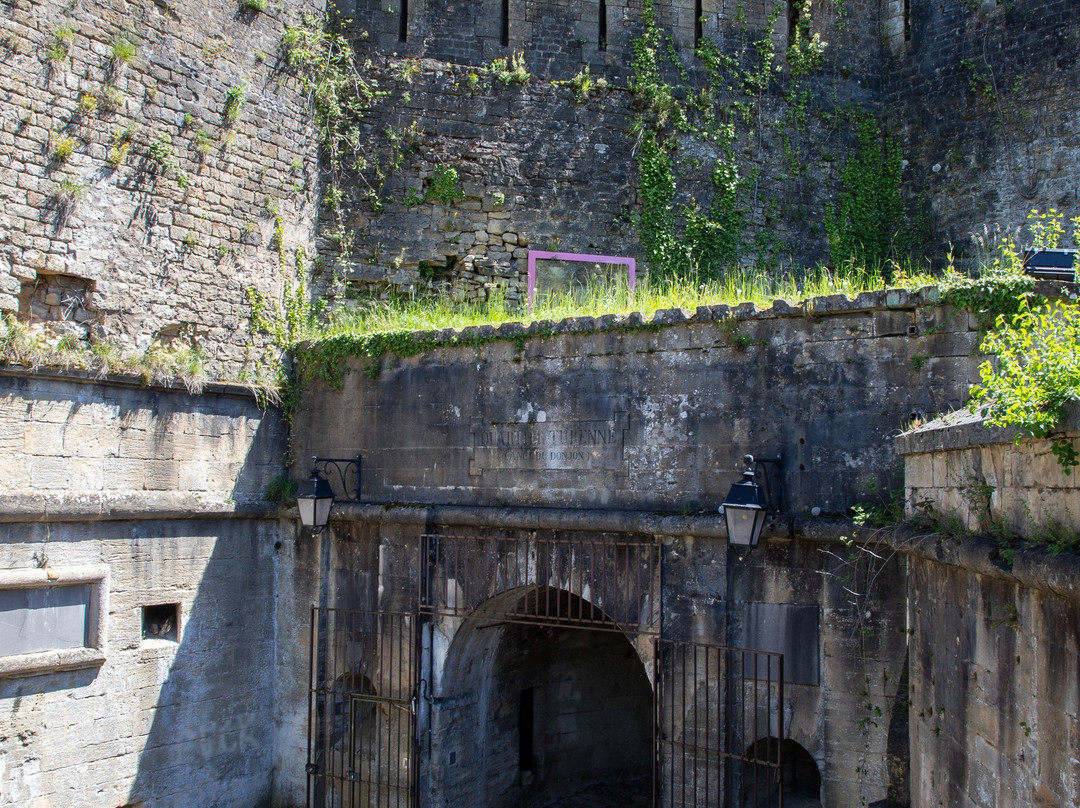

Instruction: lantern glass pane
[297,496,317,528]
[725,504,764,547]
[314,496,334,528]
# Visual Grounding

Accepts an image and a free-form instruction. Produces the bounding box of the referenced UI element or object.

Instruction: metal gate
[307,607,419,808]
[655,639,785,808]
[306,536,788,808]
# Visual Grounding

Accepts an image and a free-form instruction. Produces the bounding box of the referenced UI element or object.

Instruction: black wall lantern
[719,454,781,560]
[296,455,362,534]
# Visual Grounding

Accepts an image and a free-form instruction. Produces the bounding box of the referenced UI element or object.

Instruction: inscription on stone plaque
[469,416,628,476]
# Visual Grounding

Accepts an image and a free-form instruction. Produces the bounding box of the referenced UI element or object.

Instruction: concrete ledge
[896,402,1080,455]
[0,493,277,523]
[0,647,107,679]
[875,528,1080,602]
[330,502,836,542]
[0,364,270,401]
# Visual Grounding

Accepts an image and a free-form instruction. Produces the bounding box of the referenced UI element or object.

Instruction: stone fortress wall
[3,2,1080,808]
[0,0,324,376]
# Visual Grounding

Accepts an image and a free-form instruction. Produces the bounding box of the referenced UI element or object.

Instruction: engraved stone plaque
[469,414,629,476]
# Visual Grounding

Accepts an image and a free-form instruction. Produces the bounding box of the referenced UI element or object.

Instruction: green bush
[970,298,1080,472]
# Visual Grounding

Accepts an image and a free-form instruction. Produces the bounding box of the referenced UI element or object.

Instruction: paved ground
[541,776,652,808]
[539,777,823,808]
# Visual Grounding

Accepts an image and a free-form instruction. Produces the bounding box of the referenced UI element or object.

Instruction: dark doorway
[432,589,653,808]
[742,738,821,807]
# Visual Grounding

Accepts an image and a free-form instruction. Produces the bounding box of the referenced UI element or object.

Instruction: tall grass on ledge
[322,262,929,339]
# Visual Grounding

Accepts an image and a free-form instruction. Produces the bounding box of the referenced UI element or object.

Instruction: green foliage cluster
[970,299,1080,472]
[424,165,464,205]
[628,0,835,280]
[47,24,76,62]
[938,234,1037,328]
[786,1,827,79]
[224,82,247,125]
[291,262,913,386]
[282,13,383,174]
[110,35,137,67]
[551,66,608,104]
[488,52,531,85]
[824,116,910,272]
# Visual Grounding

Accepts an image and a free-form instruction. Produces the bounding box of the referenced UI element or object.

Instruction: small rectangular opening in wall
[903,0,911,41]
[142,603,179,643]
[694,0,703,47]
[599,0,607,50]
[399,0,408,42]
[500,0,510,47]
[518,686,535,771]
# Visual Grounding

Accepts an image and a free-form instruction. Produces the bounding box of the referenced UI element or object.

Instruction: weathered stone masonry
[0,0,323,374]
[0,369,308,808]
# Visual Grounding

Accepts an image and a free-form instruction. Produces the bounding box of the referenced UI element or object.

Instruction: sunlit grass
[319,262,937,339]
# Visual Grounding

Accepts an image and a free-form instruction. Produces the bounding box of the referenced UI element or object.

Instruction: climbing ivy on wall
[628,1,922,280]
[824,115,909,271]
[628,0,824,279]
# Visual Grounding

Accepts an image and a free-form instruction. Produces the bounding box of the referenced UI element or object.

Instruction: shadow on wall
[124,517,280,808]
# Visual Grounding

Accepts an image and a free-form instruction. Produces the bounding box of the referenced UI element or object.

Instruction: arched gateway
[306,532,788,808]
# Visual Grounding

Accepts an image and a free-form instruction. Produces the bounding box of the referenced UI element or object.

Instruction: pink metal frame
[526,250,636,310]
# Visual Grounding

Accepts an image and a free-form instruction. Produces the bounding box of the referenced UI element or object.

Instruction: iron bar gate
[307,607,419,808]
[655,640,784,808]
[419,532,662,633]
[306,534,790,808]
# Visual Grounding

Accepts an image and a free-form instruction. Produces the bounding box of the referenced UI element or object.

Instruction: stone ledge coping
[0,493,276,523]
[329,502,859,542]
[896,403,1080,455]
[0,647,107,679]
[369,286,942,349]
[304,281,1078,359]
[878,528,1080,602]
[0,365,268,401]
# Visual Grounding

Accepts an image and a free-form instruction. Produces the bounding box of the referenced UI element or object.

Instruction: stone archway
[741,737,822,808]
[427,587,654,808]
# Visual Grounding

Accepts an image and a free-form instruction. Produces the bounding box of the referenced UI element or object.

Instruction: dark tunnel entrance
[431,589,654,808]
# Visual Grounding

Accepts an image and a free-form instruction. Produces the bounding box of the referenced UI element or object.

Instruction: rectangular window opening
[518,686,535,771]
[903,0,911,42]
[500,0,510,47]
[788,0,801,43]
[399,0,409,42]
[142,603,179,643]
[0,584,91,656]
[0,566,108,677]
[694,0,703,48]
[599,0,608,50]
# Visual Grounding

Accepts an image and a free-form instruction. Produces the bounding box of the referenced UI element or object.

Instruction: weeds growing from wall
[0,314,208,394]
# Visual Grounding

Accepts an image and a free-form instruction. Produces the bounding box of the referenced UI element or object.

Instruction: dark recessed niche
[142,603,179,642]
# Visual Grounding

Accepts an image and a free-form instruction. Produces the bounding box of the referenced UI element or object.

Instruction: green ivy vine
[629,0,832,280]
[824,114,914,273]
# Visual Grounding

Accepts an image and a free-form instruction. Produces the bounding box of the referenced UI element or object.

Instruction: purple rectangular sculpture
[526,250,637,311]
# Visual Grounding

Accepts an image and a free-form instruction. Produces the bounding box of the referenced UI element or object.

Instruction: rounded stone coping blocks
[300,285,951,358]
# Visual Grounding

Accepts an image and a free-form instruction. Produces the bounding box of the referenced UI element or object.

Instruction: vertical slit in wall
[903,0,912,42]
[501,0,510,47]
[399,0,408,42]
[518,687,535,771]
[694,0,703,48]
[788,0,801,43]
[599,0,608,50]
